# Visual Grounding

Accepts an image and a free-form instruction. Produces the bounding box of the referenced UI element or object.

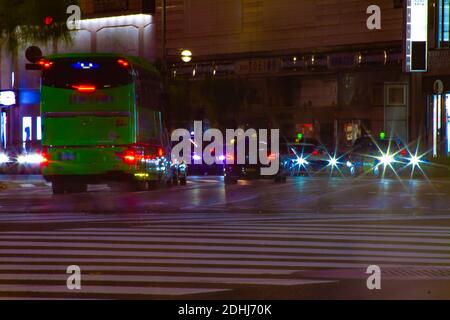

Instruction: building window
[438,0,450,47]
[92,0,129,14]
[36,117,42,141]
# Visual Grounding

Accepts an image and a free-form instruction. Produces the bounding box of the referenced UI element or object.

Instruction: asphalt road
[0,175,450,299]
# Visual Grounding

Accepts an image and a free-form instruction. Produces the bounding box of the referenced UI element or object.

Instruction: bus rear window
[42,58,133,89]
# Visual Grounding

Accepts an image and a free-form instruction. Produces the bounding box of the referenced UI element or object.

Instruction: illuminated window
[0,112,6,150]
[438,0,450,47]
[446,95,450,155]
[22,117,32,143]
[36,117,42,141]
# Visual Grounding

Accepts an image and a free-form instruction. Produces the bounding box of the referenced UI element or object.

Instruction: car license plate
[60,152,76,161]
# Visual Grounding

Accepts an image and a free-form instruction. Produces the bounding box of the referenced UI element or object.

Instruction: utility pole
[161,0,167,102]
[161,0,169,128]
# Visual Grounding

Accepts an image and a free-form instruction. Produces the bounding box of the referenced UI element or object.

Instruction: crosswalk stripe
[1,252,450,265]
[0,273,334,287]
[0,284,231,297]
[0,245,448,262]
[22,227,450,237]
[1,232,450,245]
[1,236,450,252]
[0,264,298,276]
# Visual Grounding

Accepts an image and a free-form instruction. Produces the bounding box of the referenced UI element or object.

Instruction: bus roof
[45,53,160,76]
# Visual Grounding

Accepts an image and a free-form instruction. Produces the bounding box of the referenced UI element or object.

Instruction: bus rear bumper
[43,172,162,184]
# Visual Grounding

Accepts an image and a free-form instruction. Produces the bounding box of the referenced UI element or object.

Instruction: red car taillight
[118,145,164,165]
[119,149,142,165]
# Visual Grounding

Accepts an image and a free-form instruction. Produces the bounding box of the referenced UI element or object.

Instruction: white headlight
[18,154,45,164]
[0,154,9,164]
[409,155,420,166]
[297,157,308,166]
[329,157,338,167]
[346,161,354,168]
[17,155,27,164]
[379,154,394,166]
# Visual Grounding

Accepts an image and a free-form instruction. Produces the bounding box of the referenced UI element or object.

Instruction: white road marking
[0,284,230,297]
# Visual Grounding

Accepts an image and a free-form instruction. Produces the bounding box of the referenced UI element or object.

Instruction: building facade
[423,0,450,158]
[0,0,157,151]
[159,0,410,146]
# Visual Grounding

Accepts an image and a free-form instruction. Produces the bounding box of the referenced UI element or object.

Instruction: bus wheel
[52,181,66,195]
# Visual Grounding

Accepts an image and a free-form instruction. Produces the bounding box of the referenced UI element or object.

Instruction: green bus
[39,53,186,194]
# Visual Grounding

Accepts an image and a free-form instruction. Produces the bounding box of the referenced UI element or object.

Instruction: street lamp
[181,50,193,63]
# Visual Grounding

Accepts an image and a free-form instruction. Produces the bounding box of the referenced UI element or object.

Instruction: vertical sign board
[405,0,429,72]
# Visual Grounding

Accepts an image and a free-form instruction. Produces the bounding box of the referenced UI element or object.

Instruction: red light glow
[117,59,130,68]
[40,148,50,168]
[38,60,53,69]
[72,85,97,93]
[44,16,53,26]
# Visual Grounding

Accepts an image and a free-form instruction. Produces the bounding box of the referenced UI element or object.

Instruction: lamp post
[161,0,168,102]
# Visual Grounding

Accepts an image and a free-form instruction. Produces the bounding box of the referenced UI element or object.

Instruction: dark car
[188,149,225,176]
[224,140,288,185]
[280,139,348,176]
[346,137,417,178]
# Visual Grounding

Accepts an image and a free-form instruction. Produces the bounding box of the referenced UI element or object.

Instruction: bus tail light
[72,85,96,93]
[120,150,139,165]
[40,147,50,168]
[38,59,53,69]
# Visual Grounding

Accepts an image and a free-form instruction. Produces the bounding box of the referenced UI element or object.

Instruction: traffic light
[44,16,54,26]
[380,132,386,140]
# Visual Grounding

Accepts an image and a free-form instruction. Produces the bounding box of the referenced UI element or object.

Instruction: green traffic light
[380,132,386,140]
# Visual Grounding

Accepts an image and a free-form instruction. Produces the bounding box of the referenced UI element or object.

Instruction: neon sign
[405,0,428,72]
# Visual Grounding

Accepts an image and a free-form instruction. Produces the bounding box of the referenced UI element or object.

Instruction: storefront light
[0,153,9,164]
[0,91,16,107]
